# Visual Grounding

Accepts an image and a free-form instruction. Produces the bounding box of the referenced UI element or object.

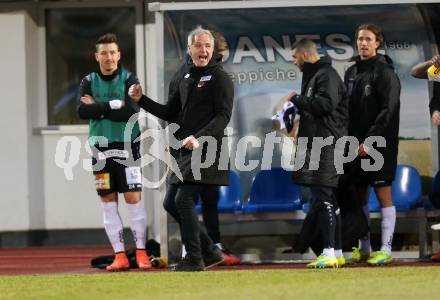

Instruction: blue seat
[196,171,242,213]
[242,168,302,213]
[368,164,422,212]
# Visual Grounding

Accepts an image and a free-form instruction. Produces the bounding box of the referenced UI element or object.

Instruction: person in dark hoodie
[128,26,234,272]
[289,38,349,268]
[344,24,400,266]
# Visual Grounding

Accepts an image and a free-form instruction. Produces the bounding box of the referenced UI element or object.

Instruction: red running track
[0,246,114,275]
[0,246,439,276]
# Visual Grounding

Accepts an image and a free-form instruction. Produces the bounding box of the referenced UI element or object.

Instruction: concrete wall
[0,12,135,235]
[0,13,32,231]
[0,5,163,243]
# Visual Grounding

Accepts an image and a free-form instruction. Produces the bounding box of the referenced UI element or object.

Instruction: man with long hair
[344,24,401,266]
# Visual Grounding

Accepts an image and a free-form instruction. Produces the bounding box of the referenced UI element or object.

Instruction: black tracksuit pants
[310,186,342,250]
[163,183,216,260]
[200,186,221,244]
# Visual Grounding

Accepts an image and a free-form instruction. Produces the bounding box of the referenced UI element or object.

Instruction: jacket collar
[350,53,395,69]
[96,62,123,81]
[189,55,220,76]
[302,55,332,74]
[301,56,332,92]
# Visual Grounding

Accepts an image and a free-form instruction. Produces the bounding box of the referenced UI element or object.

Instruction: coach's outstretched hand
[128,84,143,102]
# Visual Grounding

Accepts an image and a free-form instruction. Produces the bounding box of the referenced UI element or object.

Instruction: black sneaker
[170,256,205,272]
[203,248,225,269]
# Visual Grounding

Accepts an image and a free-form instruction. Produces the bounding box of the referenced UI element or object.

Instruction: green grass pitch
[1,267,440,300]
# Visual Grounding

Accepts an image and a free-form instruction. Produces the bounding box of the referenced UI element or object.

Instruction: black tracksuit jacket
[344,54,401,184]
[292,56,349,188]
[138,56,234,185]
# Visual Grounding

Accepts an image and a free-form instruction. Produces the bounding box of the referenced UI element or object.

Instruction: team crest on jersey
[95,173,110,190]
[364,84,372,96]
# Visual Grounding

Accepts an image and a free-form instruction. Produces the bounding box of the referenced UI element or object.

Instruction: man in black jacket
[172,32,241,266]
[290,38,348,268]
[129,26,234,271]
[344,24,401,266]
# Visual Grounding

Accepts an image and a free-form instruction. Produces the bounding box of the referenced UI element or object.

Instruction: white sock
[102,202,125,253]
[432,223,440,230]
[127,201,147,249]
[380,206,396,255]
[323,248,335,258]
[215,243,224,250]
[334,249,343,257]
[360,204,372,253]
[181,245,187,258]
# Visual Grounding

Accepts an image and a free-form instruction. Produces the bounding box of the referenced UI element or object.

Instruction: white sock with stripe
[127,201,147,249]
[102,202,125,253]
[380,206,396,255]
[360,204,372,253]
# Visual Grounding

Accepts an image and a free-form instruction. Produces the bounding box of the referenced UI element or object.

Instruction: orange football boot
[106,252,130,272]
[136,249,152,270]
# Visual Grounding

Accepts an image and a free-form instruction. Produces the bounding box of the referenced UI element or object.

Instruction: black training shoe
[170,256,205,272]
[203,248,225,269]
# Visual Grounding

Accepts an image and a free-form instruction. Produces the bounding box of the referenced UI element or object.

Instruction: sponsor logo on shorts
[125,166,142,185]
[95,173,110,190]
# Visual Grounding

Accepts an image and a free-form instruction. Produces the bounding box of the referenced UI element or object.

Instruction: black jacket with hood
[138,55,234,185]
[344,54,400,183]
[292,56,349,188]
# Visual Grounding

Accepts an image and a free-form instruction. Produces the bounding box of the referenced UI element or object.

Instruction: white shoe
[431,223,440,230]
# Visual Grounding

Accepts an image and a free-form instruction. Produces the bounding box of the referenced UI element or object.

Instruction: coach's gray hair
[187,26,215,48]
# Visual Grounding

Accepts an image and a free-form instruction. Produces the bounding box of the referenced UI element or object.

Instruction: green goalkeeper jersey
[88,68,140,145]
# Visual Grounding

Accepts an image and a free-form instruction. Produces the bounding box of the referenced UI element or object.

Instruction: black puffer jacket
[138,57,234,185]
[344,54,400,182]
[292,56,348,188]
